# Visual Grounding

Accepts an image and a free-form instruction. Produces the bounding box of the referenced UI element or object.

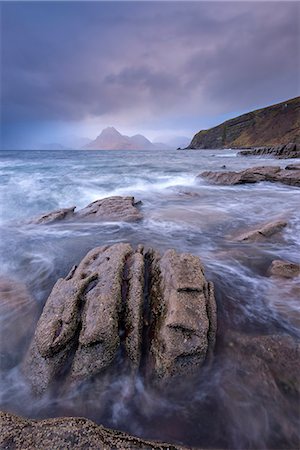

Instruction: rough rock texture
[199,165,300,187]
[150,250,216,379]
[268,260,300,278]
[0,277,38,369]
[0,412,190,450]
[30,196,143,225]
[23,244,216,393]
[187,97,300,149]
[234,219,287,242]
[239,142,300,159]
[222,332,300,396]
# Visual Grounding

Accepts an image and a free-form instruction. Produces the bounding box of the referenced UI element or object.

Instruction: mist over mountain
[83,127,170,150]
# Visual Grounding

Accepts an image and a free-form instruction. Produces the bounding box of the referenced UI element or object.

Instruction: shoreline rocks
[0,411,190,450]
[30,196,143,225]
[238,143,300,159]
[23,244,217,393]
[199,165,300,187]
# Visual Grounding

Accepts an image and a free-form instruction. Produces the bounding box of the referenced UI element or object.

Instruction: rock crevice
[23,244,217,393]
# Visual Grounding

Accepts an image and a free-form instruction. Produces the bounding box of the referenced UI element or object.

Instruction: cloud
[1,1,299,147]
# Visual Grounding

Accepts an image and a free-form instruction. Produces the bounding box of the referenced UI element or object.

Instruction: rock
[30,196,143,224]
[222,332,300,395]
[199,165,300,187]
[76,196,143,222]
[239,143,300,159]
[23,244,216,393]
[150,250,216,379]
[0,411,190,450]
[32,207,76,225]
[0,277,38,369]
[234,219,287,242]
[285,163,300,170]
[268,260,300,278]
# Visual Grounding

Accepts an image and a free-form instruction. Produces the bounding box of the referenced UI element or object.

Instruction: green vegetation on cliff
[187,97,300,149]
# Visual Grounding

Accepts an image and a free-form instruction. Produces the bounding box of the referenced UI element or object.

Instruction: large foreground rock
[0,277,38,369]
[30,196,143,224]
[199,165,300,187]
[23,244,216,393]
[0,412,190,450]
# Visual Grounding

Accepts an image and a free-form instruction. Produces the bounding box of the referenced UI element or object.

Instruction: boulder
[150,250,216,379]
[0,411,189,450]
[23,244,216,393]
[268,260,300,278]
[0,277,38,369]
[30,196,143,225]
[234,219,287,242]
[199,166,300,187]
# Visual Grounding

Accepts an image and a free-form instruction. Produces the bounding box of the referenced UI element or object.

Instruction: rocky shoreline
[238,143,300,159]
[1,159,300,449]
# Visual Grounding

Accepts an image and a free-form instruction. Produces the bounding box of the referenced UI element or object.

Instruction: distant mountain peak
[84,127,169,150]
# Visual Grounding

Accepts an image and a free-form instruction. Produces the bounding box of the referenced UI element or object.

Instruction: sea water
[0,149,299,448]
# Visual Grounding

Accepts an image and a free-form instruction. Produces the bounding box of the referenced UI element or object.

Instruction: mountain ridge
[83,127,169,150]
[187,97,300,150]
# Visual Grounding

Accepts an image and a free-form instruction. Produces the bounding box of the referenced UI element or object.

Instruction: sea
[0,149,299,449]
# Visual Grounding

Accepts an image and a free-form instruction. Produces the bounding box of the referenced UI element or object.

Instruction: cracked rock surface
[23,243,216,393]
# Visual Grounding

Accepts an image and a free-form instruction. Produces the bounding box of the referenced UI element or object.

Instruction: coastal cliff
[187,97,300,149]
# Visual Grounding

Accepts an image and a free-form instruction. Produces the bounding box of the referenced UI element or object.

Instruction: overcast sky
[1,1,299,149]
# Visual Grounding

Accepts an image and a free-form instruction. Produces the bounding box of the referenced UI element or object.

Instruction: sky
[0,1,299,149]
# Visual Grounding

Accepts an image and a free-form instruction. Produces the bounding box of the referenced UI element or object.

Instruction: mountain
[83,127,165,150]
[187,97,300,149]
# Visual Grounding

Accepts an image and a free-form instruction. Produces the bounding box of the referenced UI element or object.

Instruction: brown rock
[23,245,216,393]
[32,207,76,224]
[234,219,287,242]
[24,244,133,392]
[30,196,143,224]
[285,163,300,170]
[223,332,300,395]
[0,411,190,450]
[76,196,143,222]
[0,277,38,369]
[268,260,300,278]
[199,165,300,187]
[150,250,216,379]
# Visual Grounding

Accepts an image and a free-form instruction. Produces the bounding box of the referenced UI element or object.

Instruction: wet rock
[23,244,216,393]
[30,196,143,224]
[223,332,300,395]
[23,244,132,392]
[0,411,189,450]
[0,277,38,369]
[150,250,216,379]
[285,163,300,170]
[239,142,300,159]
[219,332,300,447]
[199,165,300,187]
[76,196,143,222]
[234,219,287,242]
[268,260,300,278]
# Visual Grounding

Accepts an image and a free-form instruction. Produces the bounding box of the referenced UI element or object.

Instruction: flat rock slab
[239,142,300,159]
[0,412,191,450]
[23,244,216,393]
[268,259,300,278]
[234,219,287,242]
[199,166,300,187]
[30,196,143,224]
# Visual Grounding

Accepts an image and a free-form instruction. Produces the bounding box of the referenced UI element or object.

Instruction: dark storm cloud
[1,1,299,146]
